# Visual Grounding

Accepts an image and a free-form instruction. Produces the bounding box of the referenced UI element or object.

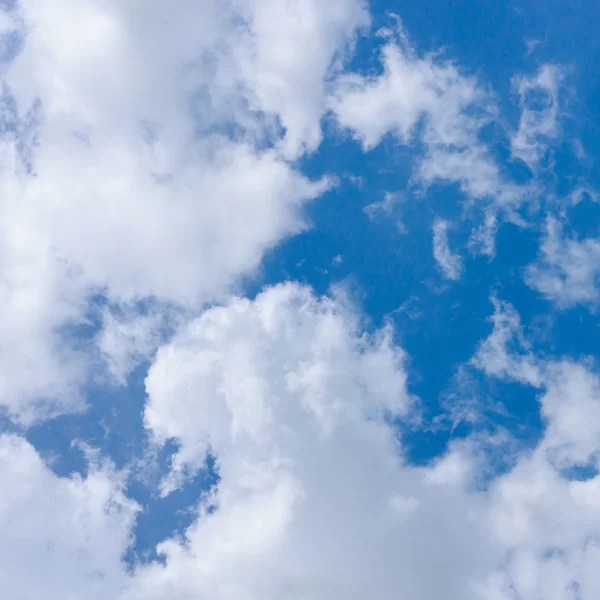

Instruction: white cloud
[473,297,600,469]
[541,361,600,468]
[143,283,413,491]
[229,0,370,159]
[96,303,180,385]
[330,28,493,159]
[0,0,367,421]
[133,284,600,600]
[363,191,407,232]
[135,282,497,599]
[432,218,463,280]
[471,297,542,387]
[2,4,600,599]
[0,434,137,599]
[329,24,529,255]
[468,302,600,600]
[3,286,600,598]
[511,64,563,170]
[526,217,600,309]
[480,449,600,600]
[363,191,402,219]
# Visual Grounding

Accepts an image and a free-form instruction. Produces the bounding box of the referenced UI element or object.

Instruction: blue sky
[1,1,600,598]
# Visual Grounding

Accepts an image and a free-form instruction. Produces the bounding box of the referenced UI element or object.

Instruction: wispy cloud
[511,64,564,170]
[526,217,600,309]
[329,22,536,255]
[432,218,463,280]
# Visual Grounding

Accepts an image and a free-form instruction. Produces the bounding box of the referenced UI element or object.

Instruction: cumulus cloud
[0,0,367,421]
[472,301,600,599]
[480,442,600,600]
[3,285,600,599]
[144,283,413,491]
[135,283,497,599]
[2,3,600,600]
[526,217,600,309]
[432,218,463,280]
[132,285,600,600]
[0,434,137,599]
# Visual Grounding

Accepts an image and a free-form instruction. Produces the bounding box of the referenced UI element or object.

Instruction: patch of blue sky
[25,364,219,565]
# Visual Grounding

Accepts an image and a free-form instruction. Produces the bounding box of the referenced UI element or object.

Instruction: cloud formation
[0,435,136,599]
[0,0,366,421]
[1,2,599,600]
[433,218,463,280]
[526,218,600,309]
[330,24,529,252]
[135,287,600,600]
[2,286,600,599]
[136,283,493,599]
[511,65,564,170]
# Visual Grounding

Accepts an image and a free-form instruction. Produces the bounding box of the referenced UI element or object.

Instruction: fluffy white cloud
[469,300,600,600]
[332,37,559,193]
[433,218,463,280]
[133,284,600,600]
[0,0,367,421]
[526,217,600,309]
[2,4,600,599]
[0,434,137,600]
[134,282,498,599]
[228,0,370,159]
[144,283,413,491]
[3,285,600,599]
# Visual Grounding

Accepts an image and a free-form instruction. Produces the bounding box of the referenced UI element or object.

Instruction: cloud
[468,301,600,600]
[2,4,600,599]
[432,218,463,280]
[96,302,180,386]
[540,361,600,468]
[228,0,370,159]
[525,217,600,309]
[472,296,600,468]
[0,0,367,422]
[330,26,493,167]
[471,297,542,387]
[3,285,600,598]
[511,64,564,170]
[0,434,137,599]
[135,282,497,599]
[134,284,600,599]
[143,283,413,491]
[363,191,402,219]
[329,23,529,255]
[480,445,600,600]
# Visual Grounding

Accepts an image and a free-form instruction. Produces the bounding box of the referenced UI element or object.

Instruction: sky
[1,0,600,598]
